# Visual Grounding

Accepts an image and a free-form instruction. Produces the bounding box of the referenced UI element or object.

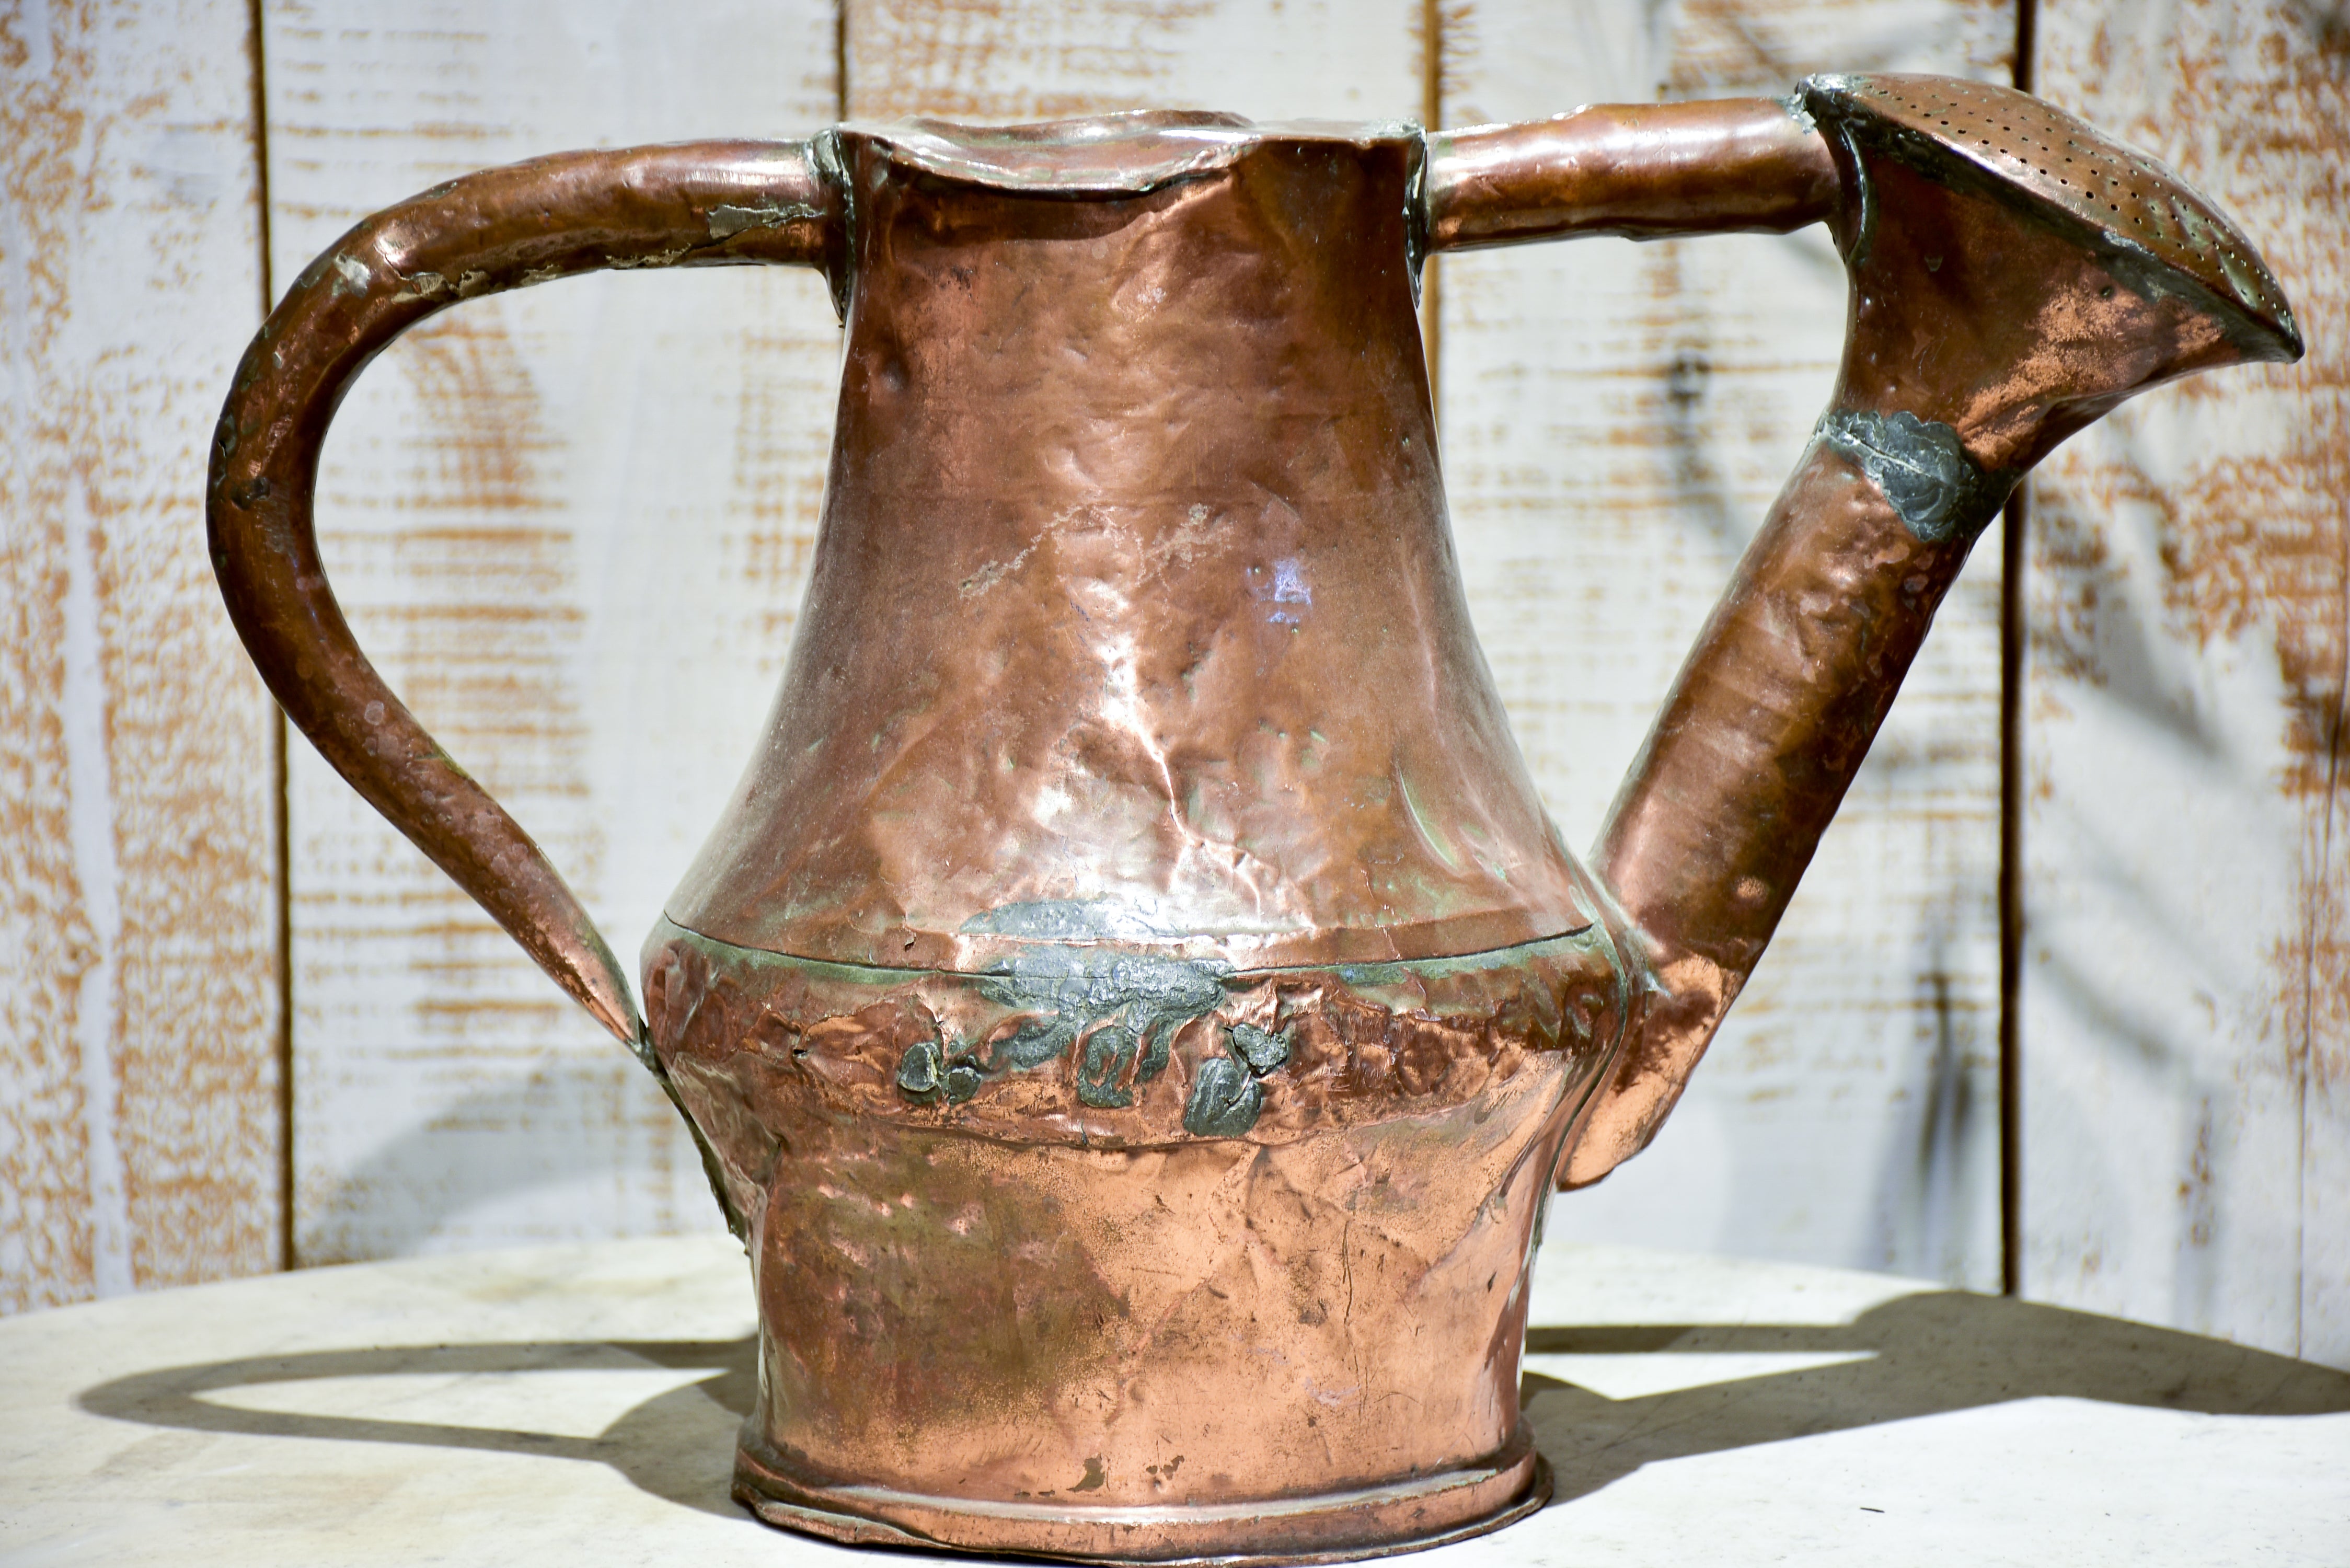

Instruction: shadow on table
[76,1289,2350,1523]
[1521,1292,2350,1507]
[78,1334,762,1519]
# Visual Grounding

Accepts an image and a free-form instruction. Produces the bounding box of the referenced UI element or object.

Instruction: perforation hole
[1845,75,2284,325]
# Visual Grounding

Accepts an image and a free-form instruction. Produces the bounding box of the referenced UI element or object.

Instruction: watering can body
[211,78,2299,1562]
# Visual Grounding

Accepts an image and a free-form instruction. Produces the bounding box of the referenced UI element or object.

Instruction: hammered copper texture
[668,120,1592,974]
[209,75,2300,1562]
[648,919,1609,1558]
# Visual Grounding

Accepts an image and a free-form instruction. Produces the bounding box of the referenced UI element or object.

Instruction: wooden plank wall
[845,0,1424,121]
[3,0,2342,1369]
[2024,0,2350,1366]
[0,0,279,1311]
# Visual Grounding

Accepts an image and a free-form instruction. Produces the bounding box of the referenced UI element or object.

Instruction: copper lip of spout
[209,76,2299,1565]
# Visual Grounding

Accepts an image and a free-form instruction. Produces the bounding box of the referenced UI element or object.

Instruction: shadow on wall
[297,1053,720,1264]
[1870,952,1991,1284]
[77,1289,2350,1523]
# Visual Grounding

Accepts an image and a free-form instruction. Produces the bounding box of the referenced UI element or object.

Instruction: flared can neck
[664,114,1593,971]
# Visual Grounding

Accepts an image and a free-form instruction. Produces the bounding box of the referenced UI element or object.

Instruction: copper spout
[1560,75,2303,1185]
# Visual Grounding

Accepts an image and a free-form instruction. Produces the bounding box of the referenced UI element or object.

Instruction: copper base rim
[732,1435,1551,1565]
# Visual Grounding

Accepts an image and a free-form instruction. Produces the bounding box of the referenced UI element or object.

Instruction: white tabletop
[2,1234,2344,1565]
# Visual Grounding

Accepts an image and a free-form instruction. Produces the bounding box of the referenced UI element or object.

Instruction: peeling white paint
[390,269,451,304]
[62,482,131,1299]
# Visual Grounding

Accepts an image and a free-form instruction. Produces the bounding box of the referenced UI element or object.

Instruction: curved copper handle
[208,140,845,1047]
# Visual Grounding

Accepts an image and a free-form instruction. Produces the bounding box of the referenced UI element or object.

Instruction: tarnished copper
[1424,96,1839,247]
[209,78,2299,1563]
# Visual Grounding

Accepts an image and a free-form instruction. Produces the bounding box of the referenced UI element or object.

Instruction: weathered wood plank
[264,0,840,1262]
[1,1,277,1310]
[2025,0,2349,1366]
[845,0,1425,122]
[1442,0,2014,1287]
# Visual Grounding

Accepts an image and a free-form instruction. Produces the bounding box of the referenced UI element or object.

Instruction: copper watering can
[211,75,2298,1563]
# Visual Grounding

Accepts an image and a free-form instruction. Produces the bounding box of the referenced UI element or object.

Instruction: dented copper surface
[210,76,2300,1564]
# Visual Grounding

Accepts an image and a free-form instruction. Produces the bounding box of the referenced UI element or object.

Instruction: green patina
[1181,1056,1261,1137]
[971,943,1232,1110]
[656,918,1628,1139]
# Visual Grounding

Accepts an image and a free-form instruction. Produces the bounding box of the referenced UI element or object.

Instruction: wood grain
[262,0,840,1262]
[2025,0,2349,1366]
[1441,0,2015,1287]
[845,0,1424,122]
[1,0,277,1310]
